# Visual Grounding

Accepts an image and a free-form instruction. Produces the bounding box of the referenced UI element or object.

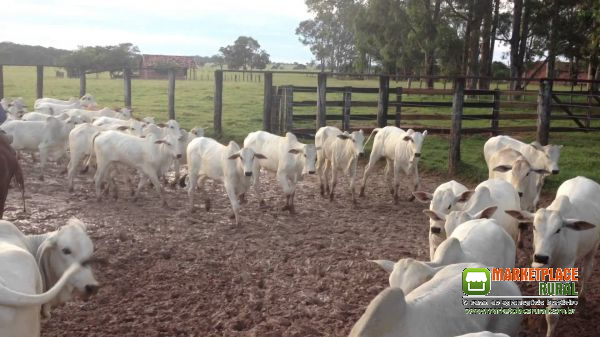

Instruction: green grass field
[3,65,600,192]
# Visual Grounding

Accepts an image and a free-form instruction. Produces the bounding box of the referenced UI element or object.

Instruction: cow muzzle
[308,170,316,174]
[414,153,421,158]
[552,170,559,175]
[245,172,252,177]
[358,152,365,158]
[518,192,523,197]
[176,154,182,159]
[430,227,441,234]
[533,254,549,265]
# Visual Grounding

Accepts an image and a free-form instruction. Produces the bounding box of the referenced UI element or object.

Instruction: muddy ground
[3,156,599,337]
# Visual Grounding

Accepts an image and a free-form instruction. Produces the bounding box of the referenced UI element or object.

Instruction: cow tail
[81,132,100,174]
[362,128,381,152]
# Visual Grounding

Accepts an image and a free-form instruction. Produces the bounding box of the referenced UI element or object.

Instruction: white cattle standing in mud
[0,218,99,337]
[86,130,182,206]
[243,131,317,213]
[360,127,427,204]
[423,179,521,250]
[186,137,266,225]
[506,176,600,337]
[348,263,522,337]
[488,148,550,211]
[372,218,515,294]
[315,126,365,203]
[413,180,469,259]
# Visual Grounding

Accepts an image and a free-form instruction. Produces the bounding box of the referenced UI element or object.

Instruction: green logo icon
[462,268,491,295]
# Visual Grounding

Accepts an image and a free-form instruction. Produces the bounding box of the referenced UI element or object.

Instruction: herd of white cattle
[0,95,599,337]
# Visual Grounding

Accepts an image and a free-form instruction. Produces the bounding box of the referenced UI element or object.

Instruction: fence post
[79,71,86,98]
[123,68,132,108]
[0,65,3,100]
[278,87,286,134]
[271,86,280,134]
[491,89,500,136]
[263,71,273,132]
[537,79,551,145]
[285,86,294,132]
[377,75,390,127]
[449,77,465,175]
[214,70,223,137]
[36,66,44,99]
[168,69,176,120]
[342,86,352,131]
[395,86,403,127]
[316,73,327,129]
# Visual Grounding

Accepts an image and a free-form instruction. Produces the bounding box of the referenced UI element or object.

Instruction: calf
[243,131,317,212]
[372,218,515,294]
[506,176,600,337]
[0,218,99,337]
[315,126,365,203]
[349,263,522,337]
[413,180,468,259]
[360,127,427,203]
[0,131,25,218]
[86,131,182,206]
[186,137,265,225]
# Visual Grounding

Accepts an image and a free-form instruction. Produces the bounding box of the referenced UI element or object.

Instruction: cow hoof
[408,195,415,202]
[38,175,44,181]
[229,213,236,219]
[205,200,211,212]
[259,199,267,209]
[359,187,365,197]
[68,187,74,193]
[320,185,325,196]
[329,194,334,201]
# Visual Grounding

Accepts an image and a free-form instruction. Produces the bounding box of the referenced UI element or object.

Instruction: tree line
[296,0,600,89]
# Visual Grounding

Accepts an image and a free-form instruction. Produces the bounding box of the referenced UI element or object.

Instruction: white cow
[243,131,317,213]
[315,126,365,203]
[35,101,81,115]
[349,263,522,337]
[488,148,550,211]
[172,127,204,185]
[0,116,82,179]
[360,127,427,203]
[413,180,469,259]
[372,218,515,294]
[0,218,99,337]
[484,135,562,174]
[93,116,145,136]
[34,94,97,109]
[423,179,521,248]
[186,137,266,225]
[505,176,600,337]
[87,131,182,206]
[22,112,68,122]
[65,107,131,123]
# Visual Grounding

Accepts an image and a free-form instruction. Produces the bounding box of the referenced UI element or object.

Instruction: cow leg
[251,162,266,207]
[579,244,598,305]
[224,182,241,226]
[142,168,166,207]
[349,159,358,204]
[187,169,199,213]
[277,172,294,213]
[38,146,48,181]
[172,159,181,188]
[316,151,326,196]
[94,161,110,201]
[67,157,77,192]
[409,164,420,201]
[329,162,338,201]
[196,176,210,211]
[360,151,382,197]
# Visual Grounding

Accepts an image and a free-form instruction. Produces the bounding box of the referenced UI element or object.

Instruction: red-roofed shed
[139,54,197,80]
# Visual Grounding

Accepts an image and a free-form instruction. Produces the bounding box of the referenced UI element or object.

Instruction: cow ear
[456,190,475,203]
[505,210,534,222]
[532,169,551,175]
[369,259,395,273]
[68,218,87,231]
[493,165,512,173]
[564,219,596,231]
[402,135,412,141]
[412,191,433,203]
[228,153,240,160]
[116,125,129,131]
[288,148,302,154]
[254,153,267,159]
[474,206,497,219]
[422,130,428,136]
[154,140,171,145]
[337,134,351,140]
[423,209,445,221]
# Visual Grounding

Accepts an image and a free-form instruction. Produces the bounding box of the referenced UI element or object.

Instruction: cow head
[228,142,267,176]
[505,197,596,268]
[80,94,97,108]
[402,129,427,164]
[530,141,562,175]
[336,129,365,157]
[493,157,549,209]
[36,218,99,304]
[289,144,318,175]
[388,258,435,294]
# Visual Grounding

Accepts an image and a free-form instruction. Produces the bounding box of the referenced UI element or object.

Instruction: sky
[1,0,509,64]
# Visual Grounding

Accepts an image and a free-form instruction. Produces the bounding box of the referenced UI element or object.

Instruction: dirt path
[3,157,599,337]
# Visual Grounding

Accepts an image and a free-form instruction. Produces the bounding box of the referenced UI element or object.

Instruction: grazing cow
[372,218,515,294]
[0,131,25,218]
[360,127,428,203]
[413,180,469,259]
[0,116,82,179]
[185,137,266,225]
[488,148,550,212]
[315,126,365,203]
[349,263,522,337]
[424,179,521,248]
[243,131,317,212]
[505,176,600,337]
[0,218,99,337]
[86,131,182,206]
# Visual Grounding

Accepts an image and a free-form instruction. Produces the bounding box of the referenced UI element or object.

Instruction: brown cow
[0,130,25,218]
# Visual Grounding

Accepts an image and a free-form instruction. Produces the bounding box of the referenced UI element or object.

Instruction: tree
[60,43,140,77]
[218,36,270,70]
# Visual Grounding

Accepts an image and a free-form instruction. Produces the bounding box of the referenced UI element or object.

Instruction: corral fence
[213,70,600,175]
